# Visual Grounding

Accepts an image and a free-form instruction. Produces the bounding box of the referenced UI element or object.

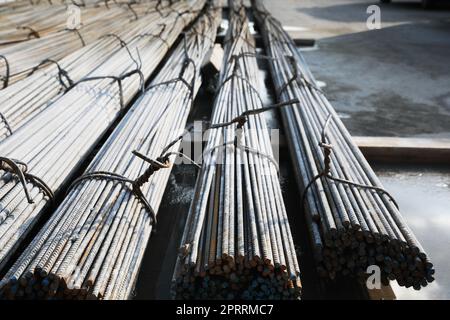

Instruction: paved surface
[263,0,450,137]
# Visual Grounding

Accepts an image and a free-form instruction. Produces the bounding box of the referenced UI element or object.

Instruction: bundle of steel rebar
[0,5,218,300]
[0,4,67,45]
[0,0,204,275]
[0,2,187,141]
[252,0,434,290]
[0,1,156,47]
[0,0,167,87]
[0,2,102,46]
[172,3,301,300]
[0,0,34,13]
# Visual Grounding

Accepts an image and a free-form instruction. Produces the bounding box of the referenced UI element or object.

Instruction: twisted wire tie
[209,99,299,130]
[300,114,399,216]
[17,26,40,39]
[27,59,74,91]
[203,100,299,173]
[66,68,145,109]
[68,152,169,228]
[65,28,86,47]
[0,54,10,89]
[146,51,197,111]
[131,24,170,50]
[214,54,266,106]
[0,157,54,204]
[124,3,138,21]
[0,112,13,136]
[101,33,127,48]
[276,55,323,100]
[67,142,199,229]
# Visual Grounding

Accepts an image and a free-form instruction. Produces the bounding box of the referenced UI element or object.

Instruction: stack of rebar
[0,0,167,87]
[0,4,67,45]
[252,0,434,290]
[172,3,301,300]
[0,1,165,46]
[0,2,126,46]
[0,5,219,300]
[0,0,204,276]
[0,2,186,141]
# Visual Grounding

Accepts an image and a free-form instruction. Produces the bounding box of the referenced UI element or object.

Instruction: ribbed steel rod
[0,0,203,275]
[172,2,301,300]
[0,1,186,141]
[0,5,218,300]
[0,1,170,86]
[252,0,434,290]
[0,2,147,46]
[0,4,67,45]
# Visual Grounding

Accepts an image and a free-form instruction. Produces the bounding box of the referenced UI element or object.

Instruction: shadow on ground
[302,20,450,137]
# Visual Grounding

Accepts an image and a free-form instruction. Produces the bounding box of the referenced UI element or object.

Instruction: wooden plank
[353,136,450,165]
[202,43,224,75]
[367,284,397,300]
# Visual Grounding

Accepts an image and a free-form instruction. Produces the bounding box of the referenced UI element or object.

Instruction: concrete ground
[263,0,450,137]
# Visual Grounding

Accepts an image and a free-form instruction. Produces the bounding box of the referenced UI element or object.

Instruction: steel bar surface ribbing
[0,1,163,87]
[0,5,220,300]
[0,0,204,274]
[0,4,68,45]
[0,2,140,46]
[0,0,165,46]
[0,1,190,141]
[172,2,301,300]
[252,0,434,290]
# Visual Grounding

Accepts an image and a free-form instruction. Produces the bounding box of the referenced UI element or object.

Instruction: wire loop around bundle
[101,33,128,48]
[66,44,202,224]
[131,24,170,50]
[124,3,139,20]
[209,99,299,130]
[27,59,74,91]
[300,114,399,216]
[67,142,197,229]
[65,28,86,47]
[0,54,10,89]
[276,55,323,100]
[0,156,54,205]
[146,50,197,109]
[201,100,299,171]
[0,112,13,136]
[67,154,170,228]
[215,53,277,107]
[67,68,145,109]
[17,26,40,39]
[201,140,280,173]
